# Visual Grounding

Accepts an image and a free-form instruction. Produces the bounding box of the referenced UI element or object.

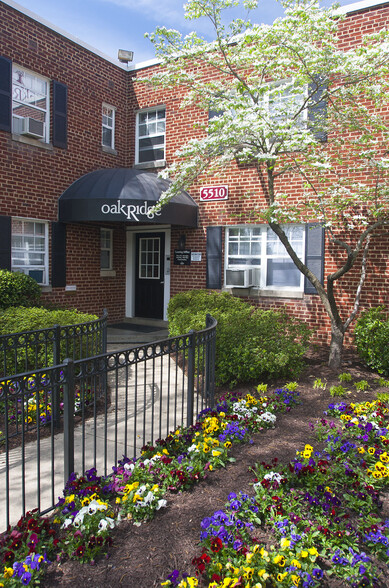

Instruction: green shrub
[0,307,99,376]
[168,290,310,387]
[355,307,389,375]
[0,270,41,309]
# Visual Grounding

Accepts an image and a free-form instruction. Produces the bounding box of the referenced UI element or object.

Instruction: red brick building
[0,0,388,345]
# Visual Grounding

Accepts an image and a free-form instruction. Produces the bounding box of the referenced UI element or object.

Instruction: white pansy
[98,517,115,533]
[263,471,283,483]
[88,500,107,514]
[124,462,135,471]
[143,491,155,505]
[156,499,167,510]
[61,518,73,529]
[258,412,276,424]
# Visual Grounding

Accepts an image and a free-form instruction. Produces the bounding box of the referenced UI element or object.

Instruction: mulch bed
[42,347,389,587]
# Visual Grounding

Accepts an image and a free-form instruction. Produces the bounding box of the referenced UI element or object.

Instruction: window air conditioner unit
[20,117,45,139]
[225,268,254,288]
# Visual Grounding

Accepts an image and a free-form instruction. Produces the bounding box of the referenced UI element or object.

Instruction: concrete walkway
[0,319,199,531]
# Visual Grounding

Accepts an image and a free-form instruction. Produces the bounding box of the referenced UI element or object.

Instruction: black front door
[135,233,165,319]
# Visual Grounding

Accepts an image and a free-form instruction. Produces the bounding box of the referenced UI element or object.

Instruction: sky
[10,0,354,66]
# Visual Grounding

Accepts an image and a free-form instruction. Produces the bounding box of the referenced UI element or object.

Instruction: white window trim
[135,106,166,166]
[11,217,49,285]
[12,65,50,143]
[102,103,116,150]
[224,224,305,292]
[100,228,113,273]
[262,79,308,125]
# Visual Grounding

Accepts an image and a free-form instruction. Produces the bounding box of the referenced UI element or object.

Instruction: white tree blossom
[144,0,389,368]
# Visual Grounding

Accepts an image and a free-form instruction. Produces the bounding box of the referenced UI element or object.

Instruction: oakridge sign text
[101,200,162,222]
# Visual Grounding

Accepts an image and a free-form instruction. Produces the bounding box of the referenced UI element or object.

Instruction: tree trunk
[328,324,344,370]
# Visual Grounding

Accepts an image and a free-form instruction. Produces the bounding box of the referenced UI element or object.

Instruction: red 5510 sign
[200,185,228,201]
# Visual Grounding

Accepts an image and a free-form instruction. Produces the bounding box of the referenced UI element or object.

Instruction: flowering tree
[146,0,389,368]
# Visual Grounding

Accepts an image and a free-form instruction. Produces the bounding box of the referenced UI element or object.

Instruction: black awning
[58,168,198,228]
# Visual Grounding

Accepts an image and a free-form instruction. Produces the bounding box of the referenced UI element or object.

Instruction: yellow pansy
[280,537,291,549]
[300,550,308,558]
[3,568,13,579]
[242,567,254,579]
[291,575,301,586]
[258,569,270,579]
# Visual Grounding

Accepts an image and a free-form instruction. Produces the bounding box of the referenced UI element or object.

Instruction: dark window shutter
[304,223,324,294]
[308,76,327,142]
[206,226,222,289]
[52,81,68,148]
[0,56,12,133]
[0,215,11,270]
[51,222,66,287]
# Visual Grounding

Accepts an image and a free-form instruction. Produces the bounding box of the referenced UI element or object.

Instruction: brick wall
[0,1,129,321]
[1,0,388,341]
[131,3,389,346]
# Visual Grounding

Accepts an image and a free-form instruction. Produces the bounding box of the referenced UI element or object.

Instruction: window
[102,104,115,149]
[225,225,304,290]
[136,107,166,165]
[100,228,113,270]
[209,82,308,132]
[11,218,48,284]
[12,66,49,142]
[139,237,160,279]
[265,80,307,126]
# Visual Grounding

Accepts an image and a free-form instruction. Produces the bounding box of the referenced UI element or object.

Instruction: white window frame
[135,106,166,165]
[263,79,308,126]
[225,224,305,291]
[102,103,115,149]
[11,218,49,285]
[12,65,50,143]
[100,228,113,271]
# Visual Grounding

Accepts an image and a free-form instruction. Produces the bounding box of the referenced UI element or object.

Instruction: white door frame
[125,225,171,320]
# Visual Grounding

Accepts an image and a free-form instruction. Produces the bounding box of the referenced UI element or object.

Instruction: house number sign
[200,185,228,201]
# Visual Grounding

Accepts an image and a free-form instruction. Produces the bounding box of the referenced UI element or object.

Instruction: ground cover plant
[2,352,389,587]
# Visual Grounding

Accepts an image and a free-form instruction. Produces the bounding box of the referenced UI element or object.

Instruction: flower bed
[1,380,389,587]
[0,385,297,586]
[163,398,389,588]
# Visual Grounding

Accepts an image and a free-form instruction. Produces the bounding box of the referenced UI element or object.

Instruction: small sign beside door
[174,249,191,265]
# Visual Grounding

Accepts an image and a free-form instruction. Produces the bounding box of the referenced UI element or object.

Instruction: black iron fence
[0,315,217,530]
[0,310,108,378]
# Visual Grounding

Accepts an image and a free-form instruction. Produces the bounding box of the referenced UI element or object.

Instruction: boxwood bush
[355,306,389,375]
[168,290,310,387]
[0,307,99,376]
[0,270,41,309]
